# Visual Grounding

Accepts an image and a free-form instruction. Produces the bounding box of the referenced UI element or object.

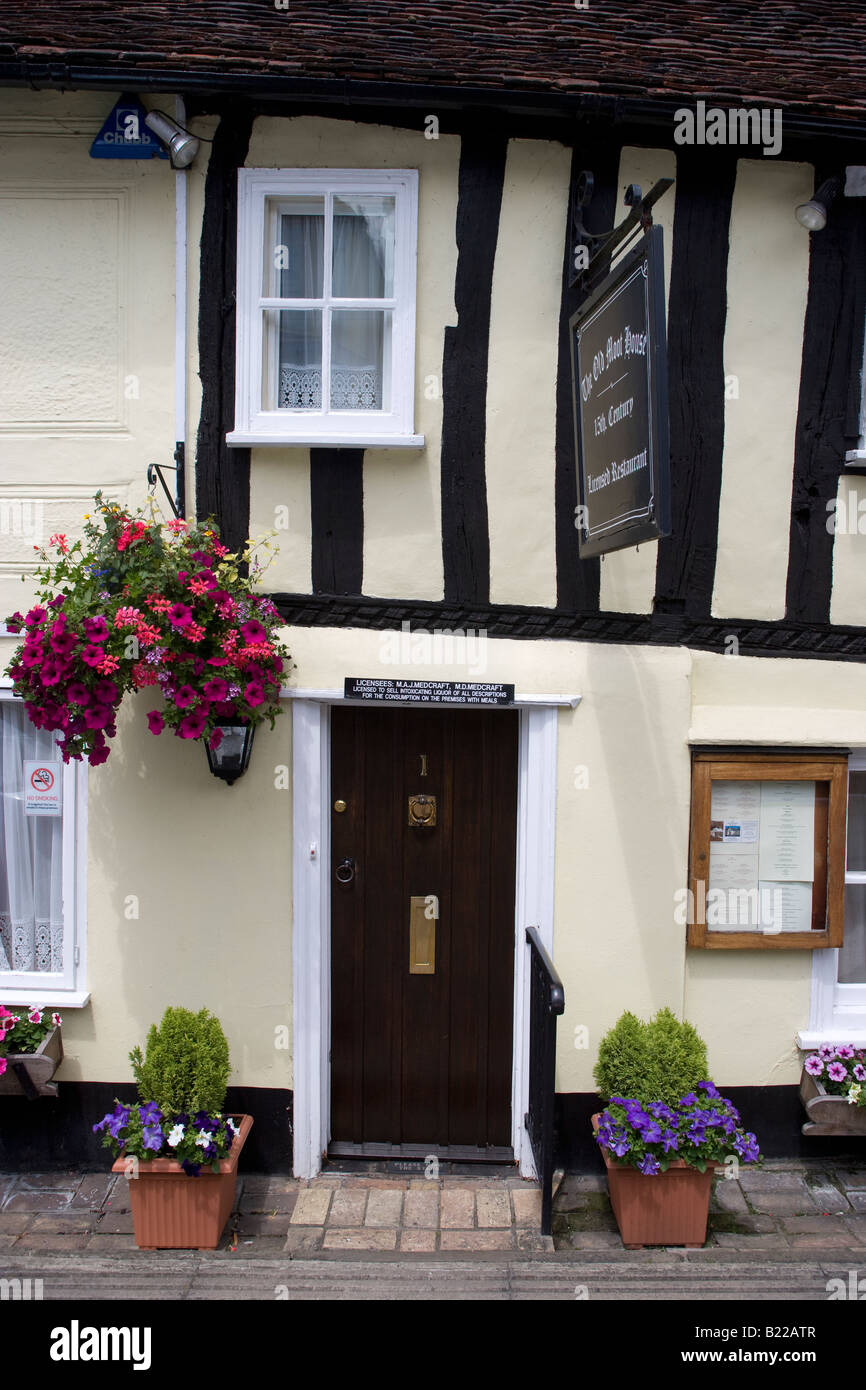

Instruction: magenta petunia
[174,685,197,709]
[88,744,111,767]
[827,1062,848,1082]
[24,607,46,627]
[40,660,63,687]
[208,727,224,751]
[213,701,236,718]
[146,710,164,736]
[202,679,229,702]
[50,631,78,657]
[81,644,106,667]
[83,705,113,730]
[804,1054,824,1076]
[178,710,208,739]
[206,656,230,667]
[47,594,65,609]
[82,615,109,642]
[193,569,217,590]
[93,679,120,705]
[244,681,265,707]
[241,620,267,645]
[21,645,45,668]
[190,550,215,568]
[167,603,193,629]
[66,682,91,706]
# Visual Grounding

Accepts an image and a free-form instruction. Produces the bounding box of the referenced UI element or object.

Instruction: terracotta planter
[800,1069,866,1137]
[592,1113,715,1249]
[112,1113,253,1250]
[0,1027,63,1098]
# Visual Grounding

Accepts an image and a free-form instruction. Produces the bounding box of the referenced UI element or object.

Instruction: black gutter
[3,59,866,144]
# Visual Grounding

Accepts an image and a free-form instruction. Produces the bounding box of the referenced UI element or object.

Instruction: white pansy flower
[226,1118,239,1135]
[195,1128,212,1148]
[167,1124,185,1147]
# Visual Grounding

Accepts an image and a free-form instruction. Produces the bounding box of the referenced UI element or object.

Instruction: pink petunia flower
[241,620,267,645]
[82,616,109,642]
[24,607,47,627]
[83,705,113,730]
[40,660,63,687]
[203,679,229,702]
[88,744,111,766]
[174,685,197,709]
[209,728,224,751]
[167,603,193,629]
[178,710,208,739]
[827,1062,848,1082]
[28,1009,41,1024]
[93,679,120,705]
[66,682,91,706]
[146,710,164,736]
[804,1054,824,1076]
[81,644,106,667]
[245,681,265,707]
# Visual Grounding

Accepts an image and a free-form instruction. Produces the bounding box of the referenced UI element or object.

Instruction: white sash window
[229,169,421,448]
[802,752,866,1044]
[0,694,87,1003]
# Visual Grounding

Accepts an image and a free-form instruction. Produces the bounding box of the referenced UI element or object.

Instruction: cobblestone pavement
[0,1158,865,1260]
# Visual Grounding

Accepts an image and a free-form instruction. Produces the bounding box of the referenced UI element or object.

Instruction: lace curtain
[0,702,64,973]
[277,207,386,410]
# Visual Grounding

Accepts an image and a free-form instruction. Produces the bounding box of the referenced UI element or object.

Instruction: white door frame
[290,692,574,1179]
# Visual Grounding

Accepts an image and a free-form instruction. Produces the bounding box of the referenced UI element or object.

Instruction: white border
[290,696,564,1178]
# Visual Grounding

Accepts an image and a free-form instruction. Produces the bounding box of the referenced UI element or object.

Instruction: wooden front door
[330,706,518,1156]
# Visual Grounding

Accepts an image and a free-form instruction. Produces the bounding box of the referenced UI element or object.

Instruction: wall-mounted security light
[795,176,842,231]
[144,110,200,169]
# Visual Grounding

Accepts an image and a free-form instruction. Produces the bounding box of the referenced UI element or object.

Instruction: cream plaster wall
[0,90,176,617]
[712,160,812,621]
[599,146,676,617]
[244,117,460,600]
[60,685,292,1090]
[486,138,569,608]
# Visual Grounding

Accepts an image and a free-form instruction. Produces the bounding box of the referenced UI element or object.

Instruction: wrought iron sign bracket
[570,171,674,291]
[146,443,185,520]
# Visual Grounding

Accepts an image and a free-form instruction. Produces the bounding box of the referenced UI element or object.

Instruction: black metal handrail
[524,926,565,1236]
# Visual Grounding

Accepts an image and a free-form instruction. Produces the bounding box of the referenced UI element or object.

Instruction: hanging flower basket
[3,494,291,768]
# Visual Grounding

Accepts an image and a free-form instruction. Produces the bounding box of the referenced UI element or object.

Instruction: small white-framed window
[801,751,866,1045]
[0,691,88,1005]
[228,169,422,449]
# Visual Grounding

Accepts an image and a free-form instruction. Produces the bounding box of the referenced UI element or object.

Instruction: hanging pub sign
[569,226,670,558]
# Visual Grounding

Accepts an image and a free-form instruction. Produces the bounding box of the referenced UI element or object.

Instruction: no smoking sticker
[24,761,62,816]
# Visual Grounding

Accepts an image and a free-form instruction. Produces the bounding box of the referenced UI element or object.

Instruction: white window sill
[226,432,425,450]
[797,1028,866,1049]
[845,449,866,463]
[0,989,91,1008]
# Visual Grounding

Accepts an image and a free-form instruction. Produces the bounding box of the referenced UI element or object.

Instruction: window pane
[261,309,323,410]
[331,310,390,411]
[0,702,64,973]
[841,884,866,983]
[263,198,324,298]
[332,196,395,298]
[847,771,866,871]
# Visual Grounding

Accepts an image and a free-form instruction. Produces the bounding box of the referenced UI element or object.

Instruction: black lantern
[205,722,255,786]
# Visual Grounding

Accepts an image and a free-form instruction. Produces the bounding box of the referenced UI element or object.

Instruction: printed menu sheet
[708,780,816,933]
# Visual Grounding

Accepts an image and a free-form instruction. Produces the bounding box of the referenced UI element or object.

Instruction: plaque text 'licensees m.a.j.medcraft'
[570,226,671,559]
[344,679,515,705]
